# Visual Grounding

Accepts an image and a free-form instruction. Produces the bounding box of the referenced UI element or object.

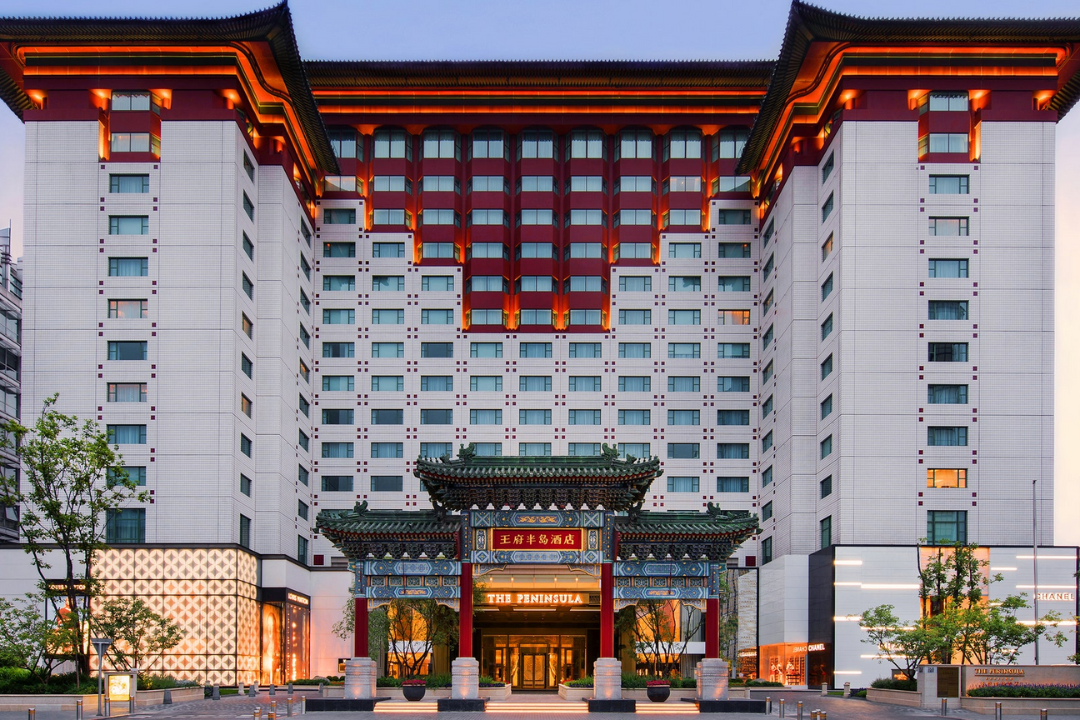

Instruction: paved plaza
[4,691,1080,720]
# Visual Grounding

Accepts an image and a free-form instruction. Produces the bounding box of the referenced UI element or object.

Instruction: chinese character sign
[491,528,583,550]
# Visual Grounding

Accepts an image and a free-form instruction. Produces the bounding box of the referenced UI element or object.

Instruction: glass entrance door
[520,649,547,690]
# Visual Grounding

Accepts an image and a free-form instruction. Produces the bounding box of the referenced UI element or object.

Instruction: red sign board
[491,528,582,550]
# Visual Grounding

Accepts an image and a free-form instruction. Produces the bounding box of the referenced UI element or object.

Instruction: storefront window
[481,634,586,689]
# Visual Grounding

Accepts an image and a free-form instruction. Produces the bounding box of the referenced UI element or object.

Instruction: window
[569,443,601,457]
[820,435,833,458]
[239,273,255,299]
[473,443,502,457]
[717,377,750,395]
[108,257,149,277]
[520,442,553,456]
[718,476,749,493]
[324,175,357,193]
[323,309,355,324]
[718,343,750,359]
[470,342,503,358]
[420,443,453,458]
[568,376,600,392]
[520,130,555,159]
[323,341,356,358]
[761,431,773,452]
[718,276,751,292]
[669,343,701,359]
[668,409,700,426]
[109,133,159,154]
[107,383,147,403]
[821,314,833,340]
[471,376,503,392]
[299,255,310,280]
[922,91,969,112]
[567,276,606,293]
[372,309,404,325]
[468,276,507,293]
[664,209,701,228]
[520,409,551,425]
[108,341,147,361]
[324,242,356,258]
[568,410,601,425]
[240,193,255,221]
[422,243,455,259]
[669,309,701,325]
[298,395,310,417]
[322,409,354,425]
[821,274,834,301]
[568,309,603,326]
[618,443,650,459]
[668,276,701,293]
[929,217,969,236]
[109,216,149,235]
[927,510,967,544]
[714,209,751,226]
[820,194,835,223]
[240,434,253,456]
[520,376,552,392]
[564,176,605,195]
[296,500,309,522]
[569,343,601,359]
[664,129,701,160]
[327,128,360,159]
[667,443,699,459]
[616,129,653,160]
[619,309,651,325]
[518,176,556,193]
[568,129,605,159]
[301,223,312,246]
[421,409,454,425]
[236,473,251,496]
[423,129,459,159]
[296,535,309,565]
[421,376,453,392]
[297,430,309,451]
[323,275,356,291]
[373,242,406,258]
[374,129,410,159]
[820,516,832,549]
[668,242,702,259]
[619,343,652,359]
[821,153,835,184]
[471,129,506,159]
[762,361,774,384]
[928,259,969,278]
[668,376,700,393]
[110,174,149,194]
[299,289,311,314]
[322,476,354,492]
[567,209,607,227]
[615,176,653,194]
[667,476,700,493]
[469,409,502,425]
[716,244,751,260]
[761,396,774,418]
[821,395,833,418]
[422,208,460,227]
[718,310,749,326]
[240,394,253,417]
[372,209,412,226]
[761,502,773,521]
[921,133,969,155]
[111,90,157,112]
[821,234,834,262]
[763,255,774,281]
[519,308,554,325]
[717,443,749,460]
[108,299,148,319]
[761,537,773,565]
[928,301,968,320]
[761,325,773,350]
[517,209,556,228]
[107,424,146,445]
[762,466,773,486]
[928,384,968,404]
[818,475,833,498]
[619,376,651,392]
[821,355,833,379]
[322,442,355,459]
[712,176,751,193]
[619,409,650,426]
[928,426,968,446]
[298,466,309,486]
[242,233,255,261]
[928,469,967,488]
[714,128,748,159]
[106,509,145,544]
[237,514,252,548]
[422,276,454,292]
[516,276,555,293]
[373,276,406,292]
[241,354,254,379]
[323,375,354,391]
[929,175,969,194]
[928,342,968,362]
[517,243,556,262]
[618,243,652,259]
[520,342,553,359]
[371,409,404,425]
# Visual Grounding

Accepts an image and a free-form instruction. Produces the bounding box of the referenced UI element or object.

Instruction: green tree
[91,598,184,674]
[332,597,391,664]
[858,605,942,681]
[0,395,147,676]
[384,599,458,677]
[623,600,704,677]
[0,593,73,685]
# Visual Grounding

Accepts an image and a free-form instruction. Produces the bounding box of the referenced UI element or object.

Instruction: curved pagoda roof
[614,505,760,562]
[317,502,461,560]
[414,443,662,511]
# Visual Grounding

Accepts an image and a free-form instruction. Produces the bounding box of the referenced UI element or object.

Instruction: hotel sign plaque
[491,528,583,550]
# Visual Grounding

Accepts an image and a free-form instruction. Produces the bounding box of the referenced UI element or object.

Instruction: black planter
[646,685,671,703]
[402,685,426,702]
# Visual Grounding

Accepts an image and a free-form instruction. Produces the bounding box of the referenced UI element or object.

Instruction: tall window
[664,129,702,160]
[927,469,967,488]
[423,129,459,159]
[471,129,506,159]
[928,426,968,446]
[373,129,410,159]
[519,130,555,159]
[927,510,967,544]
[328,129,360,159]
[713,128,748,160]
[617,129,653,159]
[820,516,832,549]
[106,509,145,544]
[928,301,968,320]
[568,129,605,159]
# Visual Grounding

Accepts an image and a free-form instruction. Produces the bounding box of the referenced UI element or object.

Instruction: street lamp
[90,638,113,717]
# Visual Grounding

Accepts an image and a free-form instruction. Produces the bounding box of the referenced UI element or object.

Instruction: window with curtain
[667,443,699,459]
[718,476,749,493]
[106,509,145,544]
[107,383,146,403]
[619,343,651,359]
[107,424,146,444]
[928,426,968,446]
[717,410,749,426]
[667,476,700,492]
[668,376,700,393]
[321,442,354,458]
[421,376,453,392]
[717,443,749,459]
[928,301,969,320]
[519,443,552,456]
[928,384,968,404]
[927,510,967,544]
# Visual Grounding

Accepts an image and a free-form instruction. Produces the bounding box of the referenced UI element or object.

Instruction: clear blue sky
[0,0,1078,546]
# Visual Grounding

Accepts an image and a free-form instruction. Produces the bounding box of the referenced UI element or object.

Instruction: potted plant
[646,679,671,703]
[402,678,426,702]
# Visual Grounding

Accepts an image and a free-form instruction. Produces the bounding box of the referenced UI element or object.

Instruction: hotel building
[0,0,1077,687]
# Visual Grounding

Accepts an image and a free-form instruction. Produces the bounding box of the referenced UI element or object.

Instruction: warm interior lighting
[833,559,863,566]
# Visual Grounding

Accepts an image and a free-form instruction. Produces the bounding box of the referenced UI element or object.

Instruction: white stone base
[593,658,622,700]
[451,656,480,700]
[696,659,730,701]
[343,657,376,700]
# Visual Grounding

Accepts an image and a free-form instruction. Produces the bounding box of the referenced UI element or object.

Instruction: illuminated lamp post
[91,638,113,717]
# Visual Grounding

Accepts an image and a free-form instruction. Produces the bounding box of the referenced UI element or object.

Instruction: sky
[0,0,1077,546]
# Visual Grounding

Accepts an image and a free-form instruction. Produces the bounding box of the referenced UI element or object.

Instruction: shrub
[289,678,326,686]
[621,672,647,689]
[376,676,402,687]
[855,690,867,698]
[139,675,199,690]
[967,683,1080,699]
[746,679,785,687]
[425,672,452,689]
[871,678,917,692]
[567,676,594,688]
[478,675,505,688]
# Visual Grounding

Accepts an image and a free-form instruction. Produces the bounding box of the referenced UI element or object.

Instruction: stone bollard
[288,683,294,697]
[765,697,772,714]
[1040,711,1048,720]
[253,709,261,720]
[239,682,245,696]
[994,701,1003,720]
[843,682,850,698]
[269,683,276,697]
[164,689,173,705]
[821,682,828,696]
[821,712,827,720]
[941,698,948,716]
[300,696,306,715]
[249,683,258,698]
[128,695,135,714]
[287,697,293,717]
[212,685,220,701]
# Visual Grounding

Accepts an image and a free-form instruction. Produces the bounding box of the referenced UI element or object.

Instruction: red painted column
[600,562,614,657]
[705,597,721,658]
[354,594,368,658]
[459,562,473,657]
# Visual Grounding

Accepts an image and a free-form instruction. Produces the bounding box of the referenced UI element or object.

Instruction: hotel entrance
[480,633,589,689]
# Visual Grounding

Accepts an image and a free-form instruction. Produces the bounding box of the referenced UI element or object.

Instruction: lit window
[927,469,967,488]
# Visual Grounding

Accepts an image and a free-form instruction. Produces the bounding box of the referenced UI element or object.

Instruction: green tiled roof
[317,502,461,539]
[614,506,760,538]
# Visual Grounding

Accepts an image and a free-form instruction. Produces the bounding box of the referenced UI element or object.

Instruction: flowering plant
[402,678,427,686]
[647,679,671,687]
